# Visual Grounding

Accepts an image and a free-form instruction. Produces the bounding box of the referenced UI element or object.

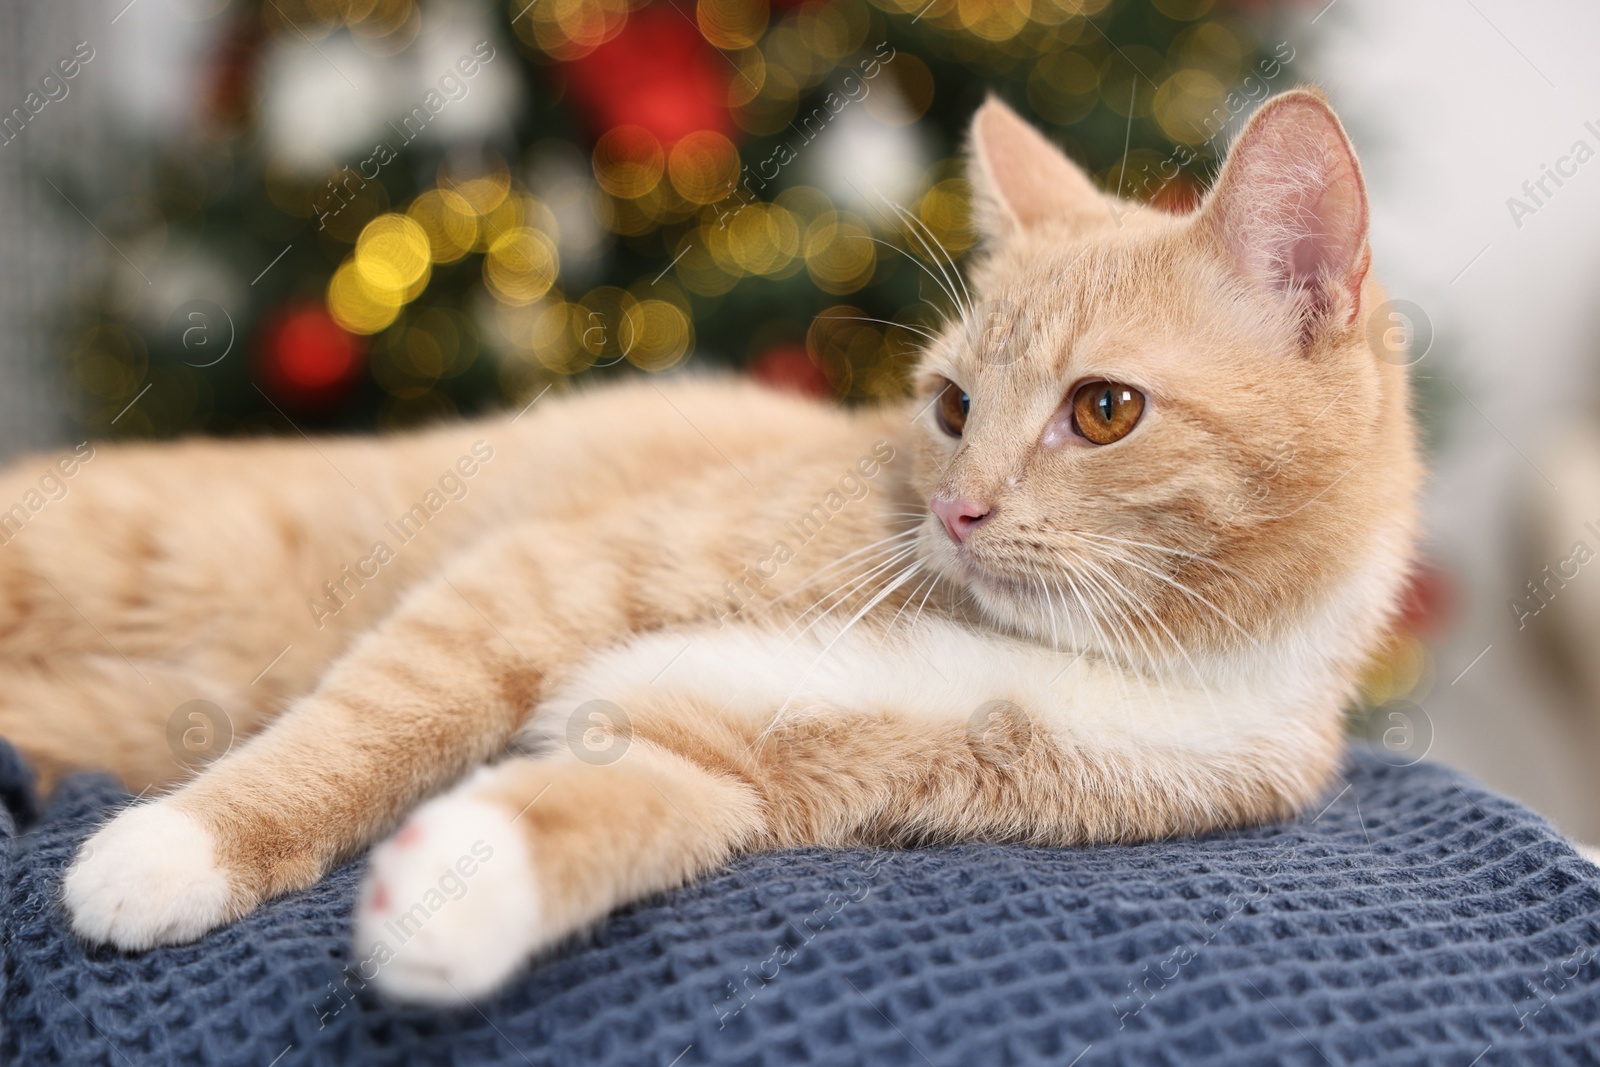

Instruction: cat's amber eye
[935,380,970,437]
[1071,380,1145,445]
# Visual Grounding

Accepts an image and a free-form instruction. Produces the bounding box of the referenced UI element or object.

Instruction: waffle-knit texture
[3,741,1598,1066]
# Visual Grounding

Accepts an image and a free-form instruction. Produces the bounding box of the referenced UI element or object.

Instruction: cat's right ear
[967,96,1105,243]
[1196,88,1370,334]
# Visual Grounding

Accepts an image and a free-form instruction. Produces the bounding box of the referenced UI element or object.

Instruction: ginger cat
[4,90,1418,1003]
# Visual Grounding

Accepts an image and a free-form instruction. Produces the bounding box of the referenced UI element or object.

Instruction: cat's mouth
[921,518,1052,606]
[941,542,1032,595]
[962,561,1035,598]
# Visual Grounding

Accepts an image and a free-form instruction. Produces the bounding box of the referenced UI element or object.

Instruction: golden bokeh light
[440,151,512,216]
[315,179,392,245]
[573,286,635,366]
[70,324,148,401]
[485,227,560,305]
[348,0,420,56]
[474,193,529,252]
[1101,47,1167,116]
[803,213,875,294]
[407,189,480,264]
[727,47,767,108]
[271,0,422,53]
[548,283,693,374]
[714,202,800,277]
[1027,50,1101,125]
[806,304,890,397]
[354,213,432,294]
[371,308,477,398]
[593,126,666,200]
[668,131,741,205]
[606,182,686,236]
[624,299,693,372]
[1357,631,1434,708]
[672,230,740,296]
[697,0,769,50]
[794,1,861,62]
[1173,20,1243,83]
[772,184,834,226]
[515,296,593,376]
[1153,68,1227,145]
[327,259,403,334]
[514,0,630,59]
[1029,0,1113,21]
[917,178,974,256]
[1151,0,1215,20]
[956,0,1032,42]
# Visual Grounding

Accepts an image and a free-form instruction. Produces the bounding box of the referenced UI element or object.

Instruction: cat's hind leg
[60,519,674,952]
[0,655,259,794]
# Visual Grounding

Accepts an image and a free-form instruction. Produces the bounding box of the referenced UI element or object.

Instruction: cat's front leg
[352,623,1347,1002]
[354,739,764,1002]
[61,522,638,950]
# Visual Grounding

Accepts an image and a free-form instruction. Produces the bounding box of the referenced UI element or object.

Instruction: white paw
[354,790,541,1004]
[64,802,237,950]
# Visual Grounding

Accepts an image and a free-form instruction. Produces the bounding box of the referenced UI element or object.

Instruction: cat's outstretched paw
[63,802,240,949]
[354,786,541,1004]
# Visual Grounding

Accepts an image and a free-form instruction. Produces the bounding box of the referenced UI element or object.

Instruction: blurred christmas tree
[58,0,1296,437]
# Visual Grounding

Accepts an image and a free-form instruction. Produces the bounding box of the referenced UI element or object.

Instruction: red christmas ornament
[751,343,832,399]
[199,16,264,131]
[256,302,366,410]
[562,3,732,146]
[1396,561,1454,640]
[1150,174,1203,215]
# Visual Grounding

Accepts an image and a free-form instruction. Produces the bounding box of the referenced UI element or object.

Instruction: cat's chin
[932,552,1067,647]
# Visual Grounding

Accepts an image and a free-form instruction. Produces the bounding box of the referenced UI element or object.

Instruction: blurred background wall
[0,0,1596,839]
[1315,1,1600,841]
[0,3,96,457]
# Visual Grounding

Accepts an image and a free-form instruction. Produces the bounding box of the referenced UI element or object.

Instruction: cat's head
[909,89,1419,675]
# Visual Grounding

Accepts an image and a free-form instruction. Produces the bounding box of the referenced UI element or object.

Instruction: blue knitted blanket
[3,739,1598,1066]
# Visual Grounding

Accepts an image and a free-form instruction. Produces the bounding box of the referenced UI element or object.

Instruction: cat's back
[0,374,906,598]
[0,374,898,525]
[0,374,907,679]
[498,374,905,506]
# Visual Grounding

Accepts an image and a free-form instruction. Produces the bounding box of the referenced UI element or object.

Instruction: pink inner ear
[1210,96,1370,325]
[1288,180,1363,300]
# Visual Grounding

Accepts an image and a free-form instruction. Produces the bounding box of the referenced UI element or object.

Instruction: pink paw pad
[394,822,423,849]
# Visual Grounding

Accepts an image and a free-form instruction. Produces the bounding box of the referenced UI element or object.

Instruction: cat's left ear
[967,96,1106,242]
[1197,88,1370,333]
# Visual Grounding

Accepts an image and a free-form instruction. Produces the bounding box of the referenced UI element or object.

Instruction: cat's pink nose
[931,496,991,545]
